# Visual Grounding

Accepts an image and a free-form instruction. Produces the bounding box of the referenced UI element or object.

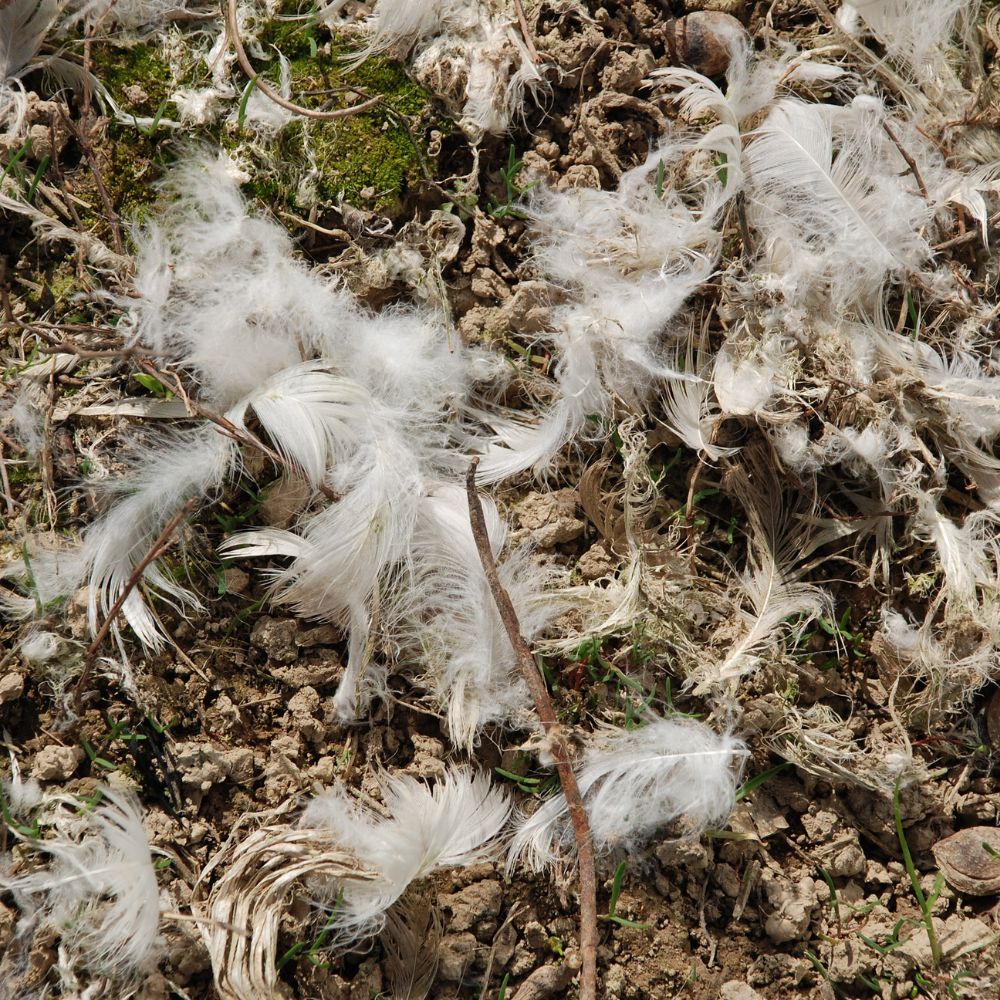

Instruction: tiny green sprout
[26,155,49,204]
[81,736,117,772]
[803,949,848,997]
[135,373,174,399]
[546,935,564,957]
[488,144,537,220]
[602,861,651,930]
[654,158,666,199]
[715,151,729,188]
[734,762,789,802]
[237,76,259,131]
[982,841,1000,859]
[0,781,40,838]
[134,97,171,138]
[277,887,346,970]
[494,766,544,796]
[818,867,841,925]
[859,917,910,956]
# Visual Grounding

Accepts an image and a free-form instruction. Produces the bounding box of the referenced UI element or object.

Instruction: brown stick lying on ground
[465,457,598,1000]
[72,498,198,712]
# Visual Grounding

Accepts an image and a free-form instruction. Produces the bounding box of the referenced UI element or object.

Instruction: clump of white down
[0,782,162,988]
[2,152,560,744]
[300,766,511,945]
[322,0,546,139]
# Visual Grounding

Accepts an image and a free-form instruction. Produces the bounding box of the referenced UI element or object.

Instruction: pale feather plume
[301,767,511,947]
[0,786,162,982]
[508,717,745,873]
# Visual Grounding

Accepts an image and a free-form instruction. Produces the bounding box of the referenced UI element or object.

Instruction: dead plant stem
[513,0,540,63]
[225,0,381,121]
[72,498,197,711]
[465,458,598,1000]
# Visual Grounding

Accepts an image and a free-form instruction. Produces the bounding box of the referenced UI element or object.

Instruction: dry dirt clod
[511,963,573,1000]
[0,671,25,703]
[662,12,749,78]
[31,744,83,782]
[932,827,1000,895]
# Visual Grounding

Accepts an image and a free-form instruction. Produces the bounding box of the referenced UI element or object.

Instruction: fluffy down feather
[392,484,562,746]
[0,786,162,981]
[301,767,511,946]
[126,154,354,409]
[508,717,745,872]
[744,97,933,307]
[478,139,714,482]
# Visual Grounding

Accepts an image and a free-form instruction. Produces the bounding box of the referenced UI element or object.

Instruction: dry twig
[513,0,541,64]
[226,0,381,122]
[72,498,198,711]
[465,458,598,1000]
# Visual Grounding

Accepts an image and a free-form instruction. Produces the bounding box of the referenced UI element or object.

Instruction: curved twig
[225,0,382,121]
[466,458,599,1000]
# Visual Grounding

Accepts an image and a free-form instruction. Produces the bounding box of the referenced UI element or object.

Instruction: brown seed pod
[662,12,749,78]
[932,827,1000,896]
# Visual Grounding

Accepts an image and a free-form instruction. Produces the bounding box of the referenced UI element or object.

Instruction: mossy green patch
[227,21,439,213]
[90,41,174,117]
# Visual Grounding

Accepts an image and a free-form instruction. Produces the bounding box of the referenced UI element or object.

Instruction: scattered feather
[0,787,162,984]
[508,717,745,872]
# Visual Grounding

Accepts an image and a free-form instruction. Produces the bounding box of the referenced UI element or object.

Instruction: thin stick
[513,0,541,64]
[226,0,382,121]
[465,458,598,1000]
[72,499,197,711]
[882,122,930,201]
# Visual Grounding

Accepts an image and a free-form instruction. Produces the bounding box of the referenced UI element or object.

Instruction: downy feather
[508,717,745,873]
[744,97,933,307]
[393,484,562,746]
[126,153,353,409]
[223,406,424,720]
[695,470,833,691]
[0,786,161,981]
[478,140,713,482]
[301,767,510,947]
[1,0,58,136]
[237,361,370,488]
[910,490,1000,607]
[659,376,738,461]
[79,427,238,652]
[836,0,972,78]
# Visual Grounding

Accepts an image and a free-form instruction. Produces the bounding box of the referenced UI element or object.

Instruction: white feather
[1,0,58,137]
[126,153,355,410]
[78,427,238,652]
[0,787,162,981]
[237,361,369,488]
[659,377,738,461]
[508,717,745,873]
[745,97,933,307]
[837,0,972,75]
[694,476,833,691]
[910,490,1000,607]
[392,484,561,747]
[301,767,510,946]
[478,139,713,481]
[224,410,424,720]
